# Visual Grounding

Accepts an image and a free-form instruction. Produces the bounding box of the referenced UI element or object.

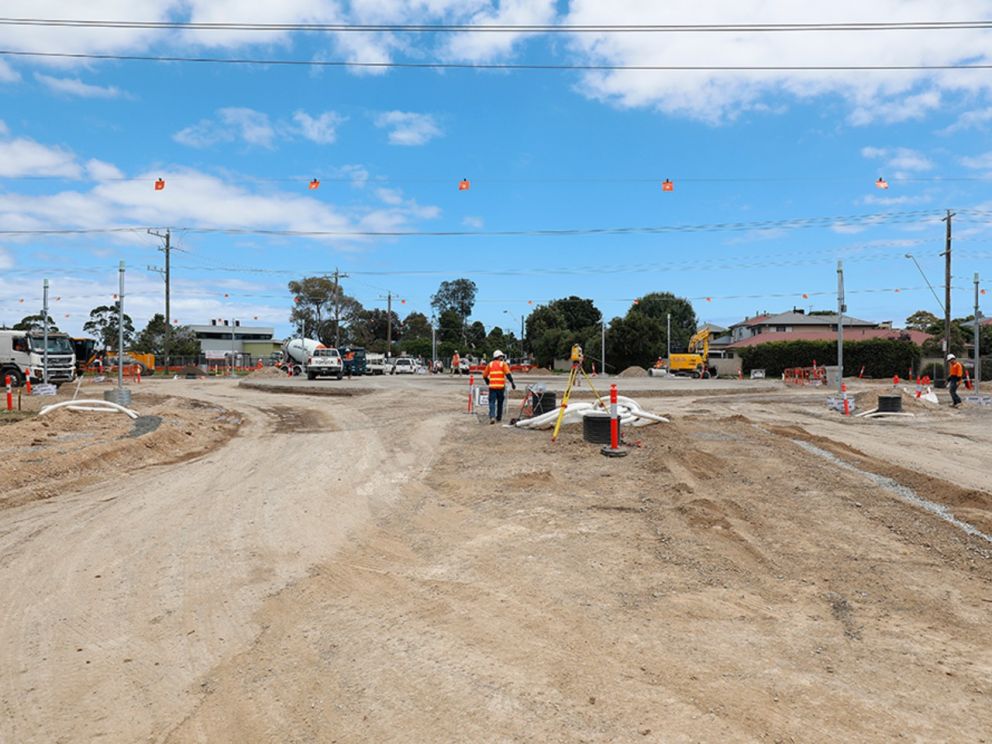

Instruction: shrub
[738,339,921,378]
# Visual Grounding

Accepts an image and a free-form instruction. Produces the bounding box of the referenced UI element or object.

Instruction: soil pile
[249,365,288,378]
[0,393,240,510]
[618,365,648,378]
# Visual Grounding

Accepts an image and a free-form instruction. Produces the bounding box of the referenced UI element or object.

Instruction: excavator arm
[687,328,712,361]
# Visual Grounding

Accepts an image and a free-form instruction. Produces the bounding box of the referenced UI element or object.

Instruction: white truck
[0,329,77,387]
[282,337,344,380]
[365,352,387,375]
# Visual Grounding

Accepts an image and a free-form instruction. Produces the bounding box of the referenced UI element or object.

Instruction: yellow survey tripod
[551,344,606,442]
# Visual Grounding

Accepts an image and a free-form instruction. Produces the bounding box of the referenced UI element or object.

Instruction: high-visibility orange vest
[949,361,964,379]
[485,360,510,389]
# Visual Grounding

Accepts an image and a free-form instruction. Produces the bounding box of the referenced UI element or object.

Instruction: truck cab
[0,330,77,386]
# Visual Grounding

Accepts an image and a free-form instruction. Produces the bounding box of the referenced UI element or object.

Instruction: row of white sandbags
[513,395,669,430]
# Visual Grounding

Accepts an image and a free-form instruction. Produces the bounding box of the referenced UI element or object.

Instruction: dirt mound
[0,393,240,511]
[249,365,288,378]
[618,365,648,378]
[527,367,552,375]
[179,365,207,377]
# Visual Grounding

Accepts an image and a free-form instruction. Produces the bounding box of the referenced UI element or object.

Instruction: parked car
[391,357,416,375]
[458,358,470,374]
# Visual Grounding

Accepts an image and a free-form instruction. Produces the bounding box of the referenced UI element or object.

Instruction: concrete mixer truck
[282,338,344,380]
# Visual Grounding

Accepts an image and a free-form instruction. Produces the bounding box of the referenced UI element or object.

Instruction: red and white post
[601,383,628,458]
[24,371,31,395]
[841,381,850,416]
[468,373,474,414]
[5,375,12,412]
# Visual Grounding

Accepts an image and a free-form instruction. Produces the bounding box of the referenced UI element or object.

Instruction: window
[12,336,28,352]
[775,325,787,332]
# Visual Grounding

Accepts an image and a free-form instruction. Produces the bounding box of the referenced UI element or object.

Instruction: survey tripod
[551,344,607,442]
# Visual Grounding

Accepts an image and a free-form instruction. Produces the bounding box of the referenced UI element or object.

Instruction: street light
[905,253,945,313]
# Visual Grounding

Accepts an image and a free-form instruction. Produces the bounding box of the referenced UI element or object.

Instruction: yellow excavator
[666,328,717,378]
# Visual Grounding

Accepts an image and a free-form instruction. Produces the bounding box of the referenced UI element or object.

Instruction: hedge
[737,339,922,378]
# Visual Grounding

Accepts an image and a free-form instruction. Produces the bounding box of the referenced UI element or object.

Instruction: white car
[391,357,416,375]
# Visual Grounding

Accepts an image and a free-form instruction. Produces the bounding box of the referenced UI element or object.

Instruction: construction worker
[343,348,356,379]
[451,350,460,375]
[483,350,516,424]
[947,353,964,408]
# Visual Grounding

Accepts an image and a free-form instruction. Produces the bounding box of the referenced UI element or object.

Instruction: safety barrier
[784,367,827,386]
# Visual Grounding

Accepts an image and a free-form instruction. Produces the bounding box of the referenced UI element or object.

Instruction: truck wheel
[691,370,701,379]
[2,367,24,387]
[336,371,343,380]
[293,365,303,377]
[307,372,316,381]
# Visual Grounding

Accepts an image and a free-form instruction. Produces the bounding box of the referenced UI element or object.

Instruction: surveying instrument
[551,344,606,442]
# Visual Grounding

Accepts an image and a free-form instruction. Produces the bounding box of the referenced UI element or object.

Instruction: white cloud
[443,0,557,62]
[176,108,345,148]
[563,0,992,123]
[860,193,933,206]
[175,107,276,149]
[35,73,129,99]
[462,216,485,229]
[861,146,934,177]
[0,60,19,83]
[85,158,124,181]
[0,248,12,269]
[943,107,992,135]
[848,90,941,126]
[374,111,444,146]
[292,110,345,144]
[0,133,81,178]
[0,120,7,136]
[960,152,992,171]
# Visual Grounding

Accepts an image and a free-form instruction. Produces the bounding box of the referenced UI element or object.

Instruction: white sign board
[32,383,58,397]
[204,350,230,360]
[750,369,766,379]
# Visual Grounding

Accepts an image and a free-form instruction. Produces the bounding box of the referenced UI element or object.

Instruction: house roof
[732,311,876,328]
[726,328,929,349]
[698,322,729,334]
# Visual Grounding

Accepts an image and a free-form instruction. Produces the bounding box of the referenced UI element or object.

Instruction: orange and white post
[841,382,850,416]
[5,374,12,411]
[601,383,629,457]
[467,373,474,414]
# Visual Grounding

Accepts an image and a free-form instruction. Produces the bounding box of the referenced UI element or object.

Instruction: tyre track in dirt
[0,379,452,744]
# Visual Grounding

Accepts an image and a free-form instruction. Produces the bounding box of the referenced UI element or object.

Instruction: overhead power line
[3,48,992,72]
[0,209,951,239]
[3,17,992,33]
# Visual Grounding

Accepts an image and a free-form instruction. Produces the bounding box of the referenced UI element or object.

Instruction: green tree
[12,313,60,332]
[430,278,477,319]
[289,276,363,345]
[628,292,697,353]
[604,313,667,371]
[84,302,134,350]
[524,296,602,367]
[466,320,486,352]
[905,310,940,333]
[401,312,432,340]
[132,314,200,358]
[436,309,464,350]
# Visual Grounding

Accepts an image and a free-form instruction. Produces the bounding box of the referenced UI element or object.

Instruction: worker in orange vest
[451,350,460,375]
[947,353,964,408]
[343,348,356,379]
[483,350,516,424]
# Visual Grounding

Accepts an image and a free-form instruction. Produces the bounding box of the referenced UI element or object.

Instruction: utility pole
[329,267,348,348]
[431,316,436,366]
[147,228,171,370]
[601,319,606,376]
[118,261,125,392]
[837,260,846,394]
[976,273,982,394]
[942,210,955,373]
[666,312,672,363]
[386,292,392,355]
[42,279,50,384]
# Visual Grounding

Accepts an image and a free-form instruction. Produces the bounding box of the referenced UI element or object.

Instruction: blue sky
[2,1,992,341]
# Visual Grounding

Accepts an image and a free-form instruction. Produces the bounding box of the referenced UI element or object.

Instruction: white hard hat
[947,353,956,360]
[493,349,504,358]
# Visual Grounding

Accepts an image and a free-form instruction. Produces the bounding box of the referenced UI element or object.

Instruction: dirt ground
[0,377,989,743]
